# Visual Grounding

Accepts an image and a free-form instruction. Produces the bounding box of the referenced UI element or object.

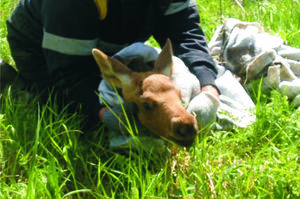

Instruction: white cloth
[215,66,255,129]
[209,18,300,109]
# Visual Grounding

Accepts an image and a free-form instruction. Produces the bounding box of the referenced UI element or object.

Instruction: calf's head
[92,40,198,147]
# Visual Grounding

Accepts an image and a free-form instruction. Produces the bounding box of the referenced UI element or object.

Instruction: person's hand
[187,87,220,130]
[201,85,220,99]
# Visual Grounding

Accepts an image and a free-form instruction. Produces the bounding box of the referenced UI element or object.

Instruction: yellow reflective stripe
[94,0,108,20]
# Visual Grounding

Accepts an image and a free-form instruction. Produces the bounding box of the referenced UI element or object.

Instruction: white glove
[187,92,220,130]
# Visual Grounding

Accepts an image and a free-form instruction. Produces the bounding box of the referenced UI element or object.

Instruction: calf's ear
[92,48,132,88]
[154,39,173,77]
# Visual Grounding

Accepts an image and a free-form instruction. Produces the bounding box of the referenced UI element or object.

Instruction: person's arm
[41,0,100,75]
[153,0,219,97]
[40,0,103,121]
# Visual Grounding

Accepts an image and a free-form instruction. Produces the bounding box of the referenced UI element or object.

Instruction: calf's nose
[174,123,197,139]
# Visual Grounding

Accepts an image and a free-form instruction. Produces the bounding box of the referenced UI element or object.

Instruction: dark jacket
[6,0,217,120]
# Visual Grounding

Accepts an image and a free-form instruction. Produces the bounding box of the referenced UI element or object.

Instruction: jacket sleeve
[153,0,218,89]
[39,0,103,120]
[40,0,101,76]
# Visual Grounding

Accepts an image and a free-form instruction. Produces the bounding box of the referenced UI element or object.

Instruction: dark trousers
[6,25,103,123]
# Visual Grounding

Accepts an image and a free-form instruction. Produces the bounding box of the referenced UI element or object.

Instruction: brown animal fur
[92,39,198,147]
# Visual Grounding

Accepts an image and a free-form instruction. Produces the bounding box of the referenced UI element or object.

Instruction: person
[5,0,219,126]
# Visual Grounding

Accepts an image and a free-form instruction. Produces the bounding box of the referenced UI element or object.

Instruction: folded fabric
[209,18,300,109]
[215,68,256,129]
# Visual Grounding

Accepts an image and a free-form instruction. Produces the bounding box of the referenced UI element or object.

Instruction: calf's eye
[143,102,154,111]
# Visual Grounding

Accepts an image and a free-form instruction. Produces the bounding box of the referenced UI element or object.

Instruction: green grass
[1,0,300,198]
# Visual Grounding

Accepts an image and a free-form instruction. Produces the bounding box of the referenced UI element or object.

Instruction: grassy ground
[1,0,300,198]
